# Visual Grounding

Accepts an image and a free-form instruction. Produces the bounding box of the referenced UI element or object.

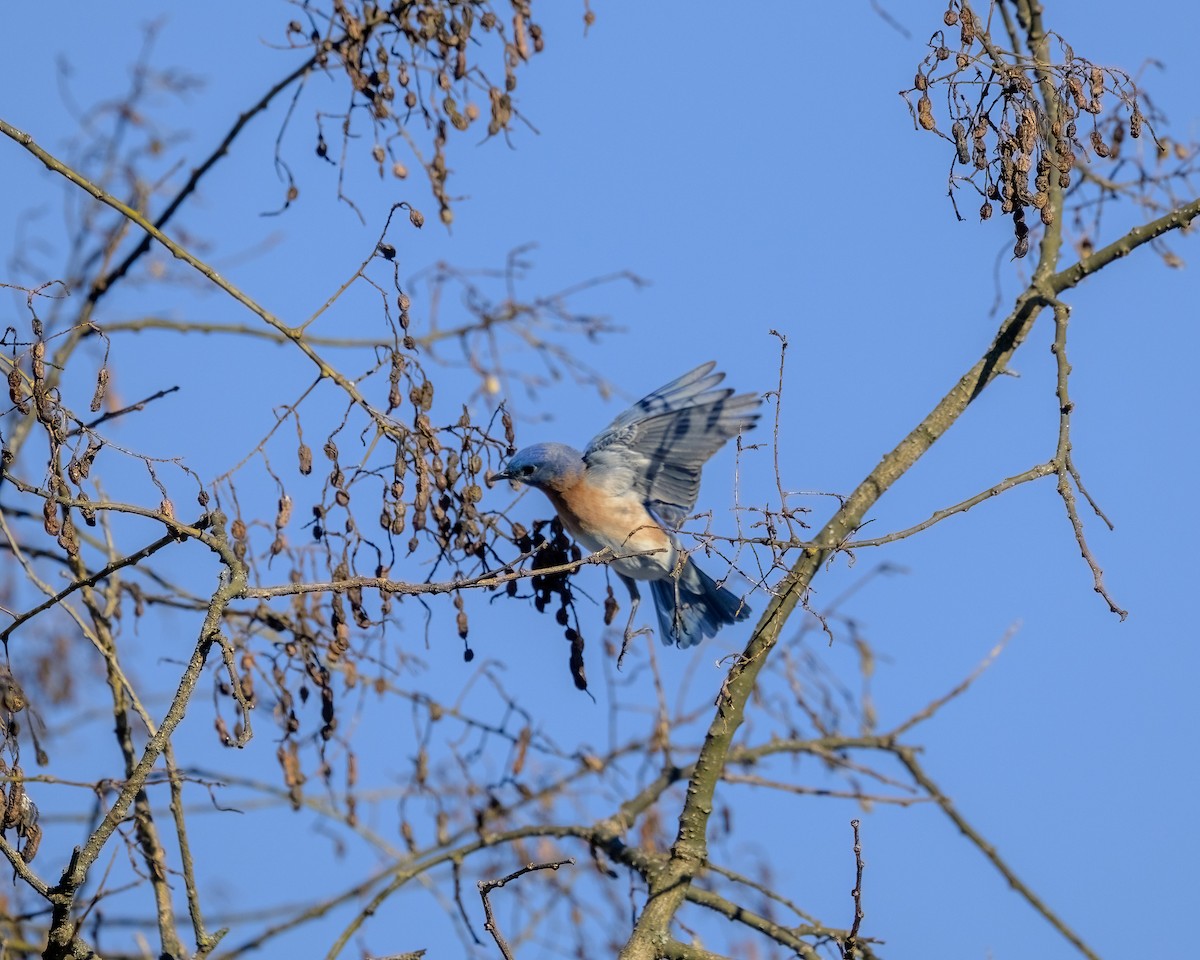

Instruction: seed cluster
[284,0,545,223]
[500,518,588,691]
[906,2,1152,258]
[0,669,40,865]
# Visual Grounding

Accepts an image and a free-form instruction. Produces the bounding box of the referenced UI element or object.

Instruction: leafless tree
[0,2,1195,958]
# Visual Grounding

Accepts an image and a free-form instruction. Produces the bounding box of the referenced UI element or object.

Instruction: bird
[491,362,761,648]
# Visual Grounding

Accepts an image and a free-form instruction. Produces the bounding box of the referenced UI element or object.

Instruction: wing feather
[584,363,761,526]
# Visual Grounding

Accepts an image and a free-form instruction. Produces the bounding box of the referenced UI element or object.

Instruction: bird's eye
[521,464,536,477]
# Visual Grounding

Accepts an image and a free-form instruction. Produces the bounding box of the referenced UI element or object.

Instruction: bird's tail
[650,558,750,649]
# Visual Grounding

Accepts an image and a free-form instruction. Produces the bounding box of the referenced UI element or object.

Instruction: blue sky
[2,2,1198,958]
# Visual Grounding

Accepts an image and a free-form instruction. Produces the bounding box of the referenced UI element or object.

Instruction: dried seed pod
[42,498,60,537]
[1017,108,1038,154]
[7,367,28,415]
[275,494,293,529]
[408,206,425,228]
[90,366,109,412]
[1039,205,1055,226]
[960,12,976,45]
[1089,129,1110,158]
[979,201,993,221]
[502,409,516,453]
[944,8,958,25]
[3,770,24,829]
[335,489,350,507]
[935,46,950,61]
[1089,65,1104,99]
[917,94,935,131]
[1067,75,1086,109]
[231,517,247,540]
[31,341,45,382]
[1130,108,1143,139]
[956,52,969,69]
[19,821,40,864]
[952,121,970,164]
[323,439,339,462]
[914,71,928,92]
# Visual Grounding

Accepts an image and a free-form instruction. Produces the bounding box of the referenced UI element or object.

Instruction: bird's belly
[546,488,673,581]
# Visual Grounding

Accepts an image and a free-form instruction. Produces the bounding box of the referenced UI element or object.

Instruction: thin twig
[478,859,574,960]
[895,747,1102,960]
[840,819,866,959]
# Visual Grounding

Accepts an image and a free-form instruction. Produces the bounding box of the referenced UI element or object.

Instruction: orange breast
[546,480,671,556]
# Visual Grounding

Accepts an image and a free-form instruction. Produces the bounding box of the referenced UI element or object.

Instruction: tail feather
[650,559,750,649]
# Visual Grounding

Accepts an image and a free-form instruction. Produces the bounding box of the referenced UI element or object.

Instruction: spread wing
[583,362,761,527]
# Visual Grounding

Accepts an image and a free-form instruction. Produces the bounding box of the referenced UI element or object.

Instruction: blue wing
[583,362,761,527]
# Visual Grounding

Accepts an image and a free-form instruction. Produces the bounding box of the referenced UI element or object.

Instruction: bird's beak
[486,464,513,485]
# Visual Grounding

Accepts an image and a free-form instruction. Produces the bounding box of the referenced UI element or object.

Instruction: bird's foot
[617,624,653,670]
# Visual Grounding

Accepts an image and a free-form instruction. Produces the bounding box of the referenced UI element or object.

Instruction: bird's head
[490,442,584,491]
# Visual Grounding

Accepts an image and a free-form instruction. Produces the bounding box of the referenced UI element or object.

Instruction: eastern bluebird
[493,362,761,648]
